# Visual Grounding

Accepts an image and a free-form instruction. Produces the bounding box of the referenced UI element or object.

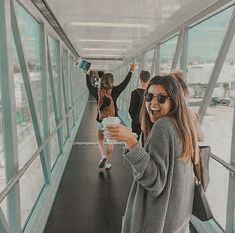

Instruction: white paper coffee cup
[102,117,121,144]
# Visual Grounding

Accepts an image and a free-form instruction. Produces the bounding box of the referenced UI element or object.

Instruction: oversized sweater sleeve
[123,117,179,197]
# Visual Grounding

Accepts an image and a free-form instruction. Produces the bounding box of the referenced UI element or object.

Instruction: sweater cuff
[123,142,146,165]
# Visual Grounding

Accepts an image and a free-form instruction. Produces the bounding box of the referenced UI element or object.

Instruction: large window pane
[159,35,178,73]
[143,49,154,73]
[206,159,229,229]
[48,35,60,112]
[201,24,235,163]
[0,198,8,225]
[187,6,233,111]
[15,1,43,134]
[19,156,44,229]
[13,39,38,171]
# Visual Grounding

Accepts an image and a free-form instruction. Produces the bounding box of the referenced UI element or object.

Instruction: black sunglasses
[144,93,170,104]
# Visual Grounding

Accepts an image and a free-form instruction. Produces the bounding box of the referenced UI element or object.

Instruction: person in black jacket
[86,64,136,169]
[128,70,150,144]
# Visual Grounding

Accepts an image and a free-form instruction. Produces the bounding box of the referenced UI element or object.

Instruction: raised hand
[130,63,136,71]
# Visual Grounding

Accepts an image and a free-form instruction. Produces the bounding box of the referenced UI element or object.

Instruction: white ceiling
[45,0,221,71]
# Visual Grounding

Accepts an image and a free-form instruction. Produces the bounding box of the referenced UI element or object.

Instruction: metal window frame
[61,49,70,139]
[46,35,63,154]
[39,22,51,179]
[0,0,21,231]
[225,62,235,231]
[180,27,188,73]
[57,41,64,145]
[11,0,50,185]
[171,30,183,70]
[155,43,161,75]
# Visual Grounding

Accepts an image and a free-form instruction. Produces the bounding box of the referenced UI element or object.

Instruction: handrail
[0,91,87,203]
[210,152,235,174]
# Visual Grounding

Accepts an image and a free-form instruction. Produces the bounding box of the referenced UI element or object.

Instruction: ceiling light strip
[70,21,150,28]
[82,48,126,51]
[78,39,133,43]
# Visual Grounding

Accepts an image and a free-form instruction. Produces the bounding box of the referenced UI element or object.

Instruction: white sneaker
[98,155,107,168]
[105,163,112,170]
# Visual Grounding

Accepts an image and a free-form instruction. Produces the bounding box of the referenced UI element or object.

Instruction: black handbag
[192,146,213,221]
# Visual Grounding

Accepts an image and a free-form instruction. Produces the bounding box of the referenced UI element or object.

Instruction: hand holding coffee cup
[104,118,138,149]
[102,117,121,144]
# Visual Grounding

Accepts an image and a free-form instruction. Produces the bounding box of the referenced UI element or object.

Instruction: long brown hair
[97,73,115,120]
[140,75,199,162]
[98,73,114,99]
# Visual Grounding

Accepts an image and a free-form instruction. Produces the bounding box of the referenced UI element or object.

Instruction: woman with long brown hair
[105,75,199,233]
[86,64,136,169]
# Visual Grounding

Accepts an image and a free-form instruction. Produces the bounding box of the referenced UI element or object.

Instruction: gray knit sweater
[122,117,194,233]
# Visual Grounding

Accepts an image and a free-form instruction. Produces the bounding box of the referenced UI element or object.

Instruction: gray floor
[44,97,133,233]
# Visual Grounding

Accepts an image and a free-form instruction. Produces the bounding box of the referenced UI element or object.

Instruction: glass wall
[0,0,85,232]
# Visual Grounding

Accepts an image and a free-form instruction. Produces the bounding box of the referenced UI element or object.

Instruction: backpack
[98,88,115,120]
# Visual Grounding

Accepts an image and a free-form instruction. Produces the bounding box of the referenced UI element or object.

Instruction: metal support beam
[61,50,70,139]
[39,22,51,177]
[180,27,188,73]
[58,42,64,144]
[226,64,235,232]
[69,55,75,127]
[46,36,63,153]
[151,46,157,77]
[67,54,73,129]
[155,44,160,75]
[171,30,183,70]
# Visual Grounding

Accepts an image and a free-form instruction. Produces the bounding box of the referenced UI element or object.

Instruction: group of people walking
[86,65,205,233]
